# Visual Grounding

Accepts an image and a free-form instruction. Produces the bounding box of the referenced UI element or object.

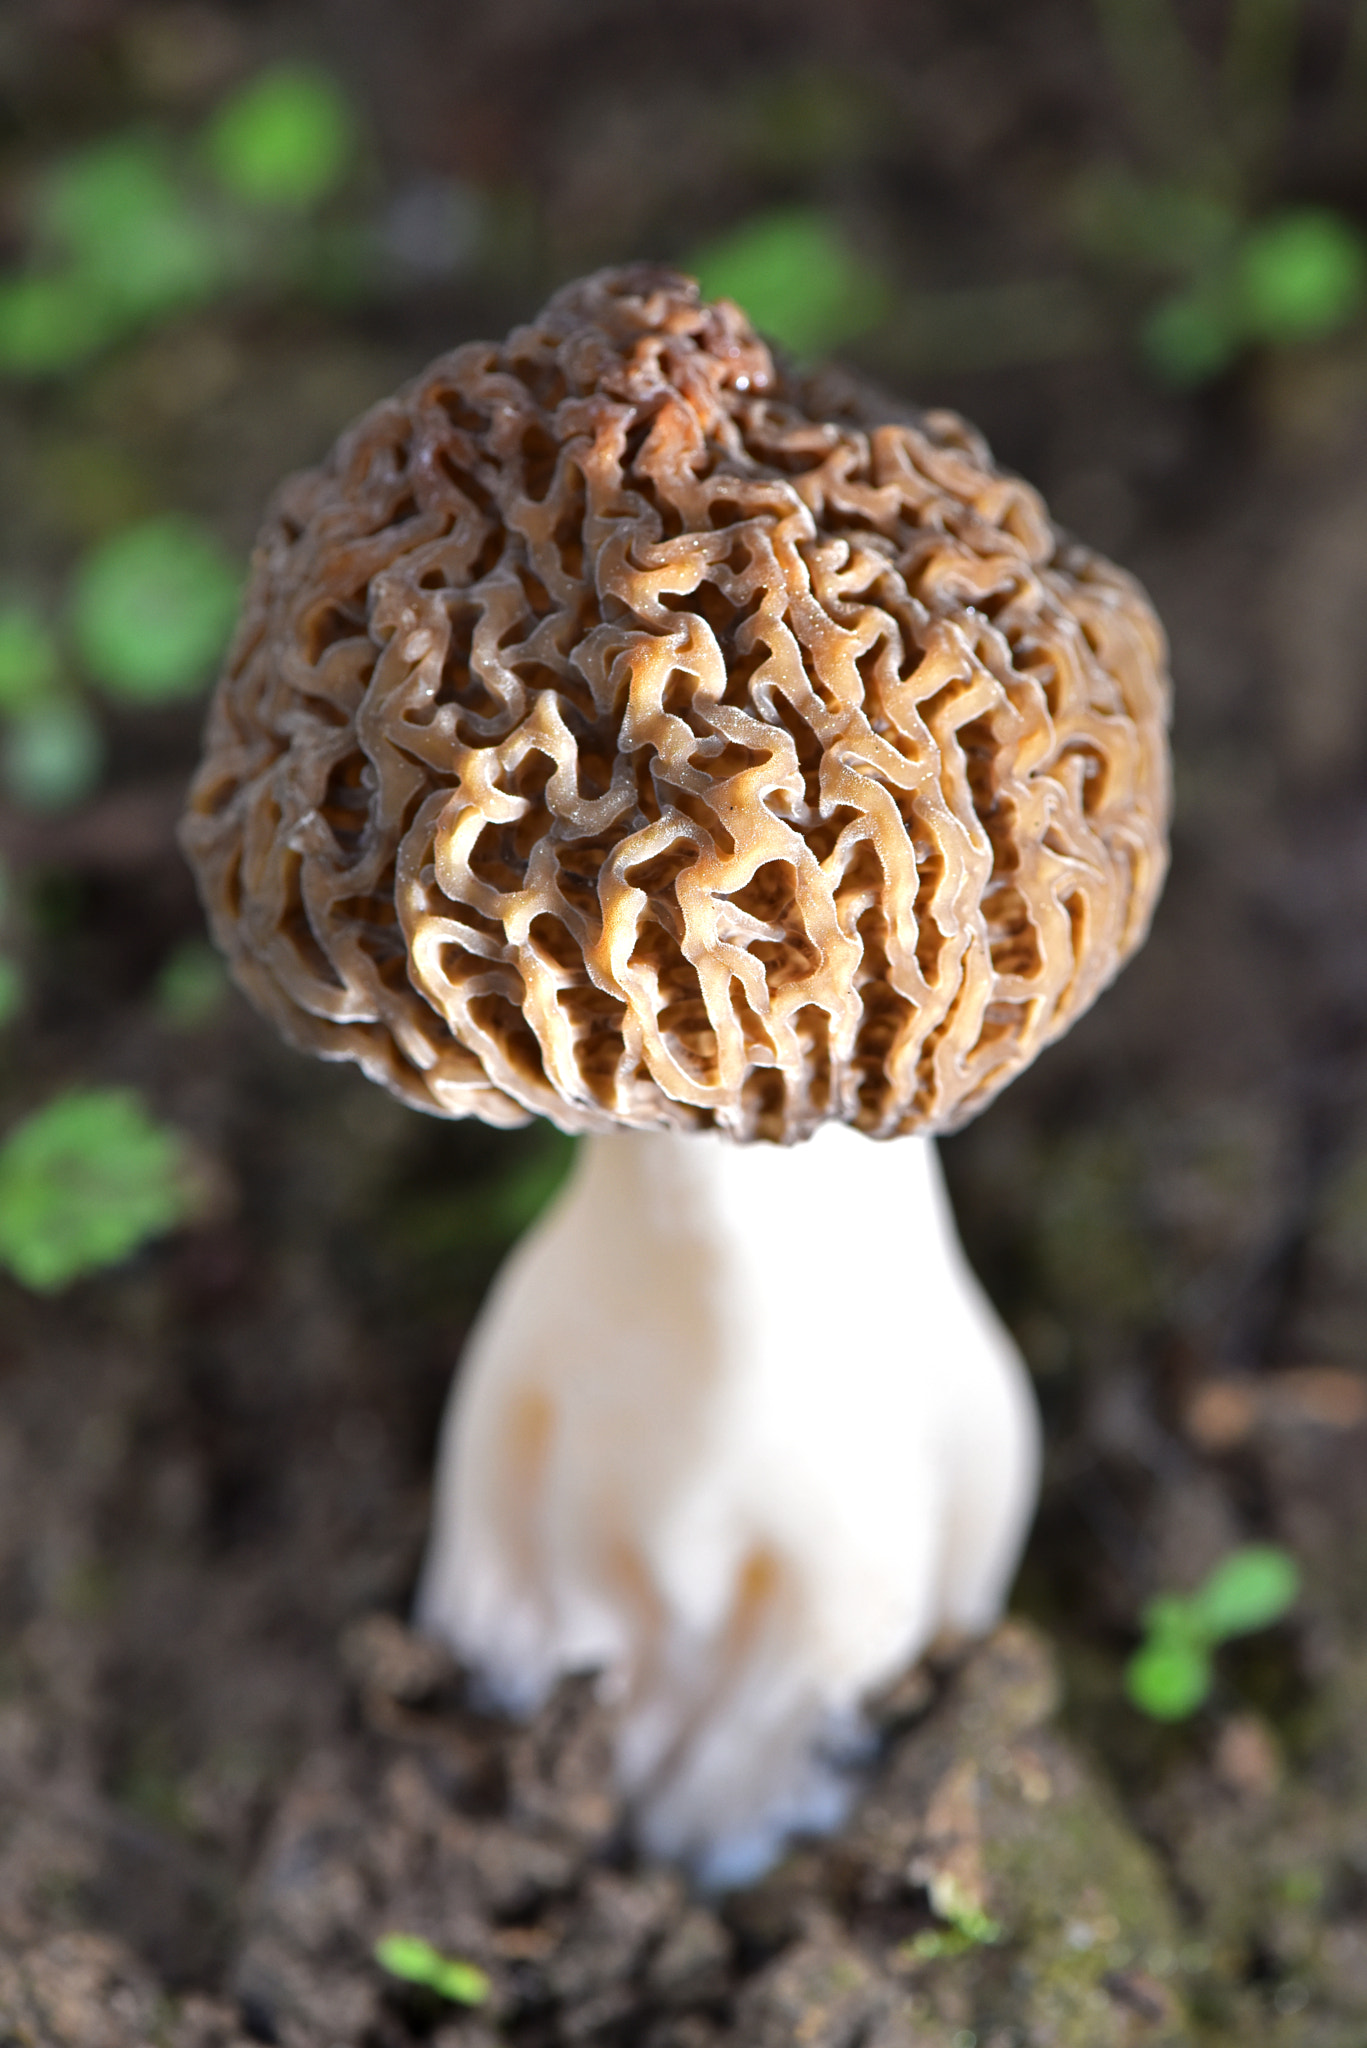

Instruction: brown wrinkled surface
[182,265,1170,1141]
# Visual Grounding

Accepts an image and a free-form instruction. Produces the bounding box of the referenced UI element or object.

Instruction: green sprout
[1236,208,1367,343]
[0,65,359,380]
[70,516,240,703]
[901,1872,1004,1964]
[204,64,358,211]
[0,275,112,377]
[0,1086,197,1292]
[1077,0,1367,385]
[0,136,232,377]
[37,134,230,326]
[0,520,238,814]
[1142,207,1367,384]
[1125,1544,1300,1721]
[690,207,892,357]
[374,1933,490,2006]
[1140,284,1240,387]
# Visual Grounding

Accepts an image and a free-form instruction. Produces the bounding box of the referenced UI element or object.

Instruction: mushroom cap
[181,265,1170,1142]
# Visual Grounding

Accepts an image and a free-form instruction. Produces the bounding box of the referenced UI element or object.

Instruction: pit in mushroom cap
[182,264,1169,1143]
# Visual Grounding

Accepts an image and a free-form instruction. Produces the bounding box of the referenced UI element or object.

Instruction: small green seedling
[0,274,112,377]
[69,516,240,703]
[1237,210,1367,344]
[0,136,232,377]
[0,64,359,381]
[38,134,229,328]
[374,1933,490,2006]
[1125,1543,1300,1722]
[690,207,892,357]
[901,1872,1004,1963]
[204,64,357,211]
[1142,208,1367,385]
[1073,0,1367,386]
[0,1086,196,1291]
[0,520,237,816]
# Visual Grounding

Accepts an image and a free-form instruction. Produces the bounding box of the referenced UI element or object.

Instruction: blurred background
[1,0,1366,2039]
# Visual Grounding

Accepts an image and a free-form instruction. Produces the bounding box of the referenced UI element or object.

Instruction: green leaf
[38,134,229,324]
[0,133,237,377]
[70,516,239,702]
[1125,1634,1212,1720]
[1141,283,1241,384]
[1236,209,1367,343]
[204,65,357,210]
[928,1872,1003,1947]
[3,698,103,810]
[901,1872,1003,1962]
[374,1933,490,2006]
[0,1086,193,1292]
[40,135,181,258]
[900,1925,977,1963]
[0,273,117,375]
[1140,210,1367,386]
[0,603,61,714]
[1187,1544,1300,1641]
[690,208,892,356]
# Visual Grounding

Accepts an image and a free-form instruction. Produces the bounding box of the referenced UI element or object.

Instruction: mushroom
[181,266,1170,1884]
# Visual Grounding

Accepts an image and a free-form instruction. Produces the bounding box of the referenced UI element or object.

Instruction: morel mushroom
[182,265,1170,1882]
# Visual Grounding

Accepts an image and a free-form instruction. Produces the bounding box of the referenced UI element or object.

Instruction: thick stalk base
[415,1125,1039,1884]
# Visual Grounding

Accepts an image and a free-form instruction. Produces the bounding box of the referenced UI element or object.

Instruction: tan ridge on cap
[181,264,1171,1143]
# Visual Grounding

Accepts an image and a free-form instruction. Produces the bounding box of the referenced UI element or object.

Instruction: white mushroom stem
[415,1124,1040,1886]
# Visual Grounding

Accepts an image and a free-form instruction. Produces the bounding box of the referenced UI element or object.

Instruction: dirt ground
[2,2,1367,2043]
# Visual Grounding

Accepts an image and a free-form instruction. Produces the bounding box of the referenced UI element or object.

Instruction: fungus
[182,266,1170,1884]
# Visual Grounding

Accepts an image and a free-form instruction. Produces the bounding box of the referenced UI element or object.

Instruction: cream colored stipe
[415,1124,1040,1885]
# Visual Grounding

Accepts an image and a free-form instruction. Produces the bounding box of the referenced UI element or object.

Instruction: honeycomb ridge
[182,265,1170,1140]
